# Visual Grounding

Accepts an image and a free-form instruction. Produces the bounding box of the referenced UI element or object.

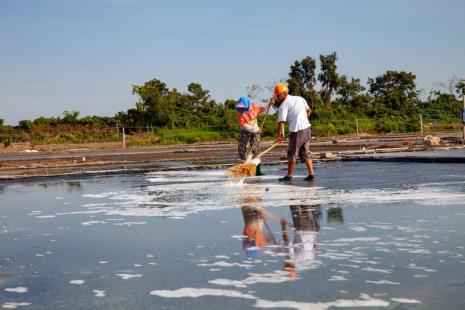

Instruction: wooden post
[116,122,119,140]
[420,114,423,135]
[122,127,126,149]
[462,96,465,145]
[356,118,359,136]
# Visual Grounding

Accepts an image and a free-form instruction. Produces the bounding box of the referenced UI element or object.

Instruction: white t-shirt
[278,95,311,133]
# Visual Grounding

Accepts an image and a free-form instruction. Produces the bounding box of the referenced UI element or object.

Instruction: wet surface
[1,162,465,309]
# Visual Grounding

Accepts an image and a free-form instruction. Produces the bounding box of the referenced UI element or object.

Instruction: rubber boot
[255,164,265,176]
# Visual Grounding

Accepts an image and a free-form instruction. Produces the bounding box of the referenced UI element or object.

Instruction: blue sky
[1,0,464,125]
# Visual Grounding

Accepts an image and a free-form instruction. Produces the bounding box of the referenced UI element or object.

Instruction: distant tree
[63,111,80,124]
[287,56,318,107]
[18,120,33,130]
[33,116,59,126]
[456,79,465,99]
[435,76,461,95]
[132,79,170,126]
[368,70,420,112]
[318,52,341,107]
[334,75,373,114]
[0,118,3,127]
[187,82,210,108]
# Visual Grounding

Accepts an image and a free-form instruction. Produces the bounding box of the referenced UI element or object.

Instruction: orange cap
[274,83,289,96]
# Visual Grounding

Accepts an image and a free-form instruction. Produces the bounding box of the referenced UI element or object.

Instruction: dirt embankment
[0,132,462,180]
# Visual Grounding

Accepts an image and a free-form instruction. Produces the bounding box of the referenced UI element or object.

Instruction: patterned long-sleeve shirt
[236,103,266,133]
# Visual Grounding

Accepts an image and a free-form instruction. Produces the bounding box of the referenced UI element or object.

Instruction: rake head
[228,162,257,179]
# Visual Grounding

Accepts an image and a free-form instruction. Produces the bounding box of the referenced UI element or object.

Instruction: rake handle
[258,142,280,158]
[245,104,271,157]
[258,104,271,132]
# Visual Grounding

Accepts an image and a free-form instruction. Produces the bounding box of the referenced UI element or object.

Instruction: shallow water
[1,162,465,309]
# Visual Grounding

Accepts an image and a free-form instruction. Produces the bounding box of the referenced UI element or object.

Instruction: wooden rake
[228,142,280,179]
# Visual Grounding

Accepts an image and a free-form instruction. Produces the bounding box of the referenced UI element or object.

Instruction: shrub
[0,135,12,147]
[18,120,33,130]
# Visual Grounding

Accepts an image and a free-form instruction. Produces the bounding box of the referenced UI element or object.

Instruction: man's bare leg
[305,158,314,176]
[287,160,296,177]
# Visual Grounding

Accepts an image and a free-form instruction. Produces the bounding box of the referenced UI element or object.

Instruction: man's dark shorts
[288,127,312,162]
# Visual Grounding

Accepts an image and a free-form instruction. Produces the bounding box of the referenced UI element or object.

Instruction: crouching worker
[236,96,267,176]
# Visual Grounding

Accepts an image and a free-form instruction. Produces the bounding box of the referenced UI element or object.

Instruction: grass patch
[157,128,223,144]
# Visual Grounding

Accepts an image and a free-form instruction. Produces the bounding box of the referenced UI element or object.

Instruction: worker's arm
[277,121,285,143]
[306,107,312,118]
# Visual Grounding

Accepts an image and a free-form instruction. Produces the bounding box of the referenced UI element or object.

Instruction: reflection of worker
[282,205,321,279]
[241,205,267,258]
[240,196,283,258]
[327,207,344,224]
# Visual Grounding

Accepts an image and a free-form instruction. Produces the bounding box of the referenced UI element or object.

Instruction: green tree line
[1,52,465,146]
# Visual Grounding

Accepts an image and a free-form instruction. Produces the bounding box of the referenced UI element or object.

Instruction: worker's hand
[268,97,275,107]
[277,135,283,144]
[258,128,263,135]
[307,107,312,118]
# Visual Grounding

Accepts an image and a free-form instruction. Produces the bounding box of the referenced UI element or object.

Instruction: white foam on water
[98,261,108,264]
[113,222,147,227]
[390,298,421,304]
[1,302,32,309]
[115,273,142,280]
[366,280,400,285]
[362,267,392,274]
[4,287,28,293]
[149,287,256,299]
[93,290,106,298]
[209,271,293,288]
[254,294,390,309]
[328,275,348,281]
[197,261,254,269]
[74,170,465,220]
[215,255,230,259]
[69,280,85,285]
[349,226,367,232]
[333,237,380,243]
[81,221,106,226]
[83,192,124,198]
[35,215,56,219]
[405,264,436,272]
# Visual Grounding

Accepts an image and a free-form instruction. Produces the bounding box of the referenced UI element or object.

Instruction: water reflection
[327,206,344,224]
[34,180,83,193]
[240,196,284,258]
[282,205,321,279]
[0,269,12,285]
[67,181,82,193]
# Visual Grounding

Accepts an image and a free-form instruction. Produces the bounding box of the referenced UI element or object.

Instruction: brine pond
[1,161,465,309]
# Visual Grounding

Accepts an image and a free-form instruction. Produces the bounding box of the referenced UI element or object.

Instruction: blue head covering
[236,96,251,112]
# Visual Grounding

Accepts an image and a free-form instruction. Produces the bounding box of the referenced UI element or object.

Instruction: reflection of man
[282,205,321,278]
[240,196,284,258]
[241,204,267,259]
[327,207,344,224]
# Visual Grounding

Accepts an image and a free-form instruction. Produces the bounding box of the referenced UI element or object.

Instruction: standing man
[269,83,315,182]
